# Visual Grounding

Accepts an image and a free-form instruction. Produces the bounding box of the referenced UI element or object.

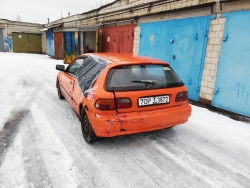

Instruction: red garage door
[102,24,136,53]
[54,32,63,59]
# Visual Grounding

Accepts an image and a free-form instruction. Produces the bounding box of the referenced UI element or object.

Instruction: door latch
[188,79,192,85]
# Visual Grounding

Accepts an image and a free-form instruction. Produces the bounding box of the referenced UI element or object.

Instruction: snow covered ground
[0,52,250,188]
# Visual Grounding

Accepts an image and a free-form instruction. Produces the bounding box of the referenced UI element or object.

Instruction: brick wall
[199,15,226,103]
[133,26,140,55]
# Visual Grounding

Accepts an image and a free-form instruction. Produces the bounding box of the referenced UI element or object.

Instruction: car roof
[78,53,169,65]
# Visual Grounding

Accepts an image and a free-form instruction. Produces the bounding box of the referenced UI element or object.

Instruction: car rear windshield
[105,64,184,91]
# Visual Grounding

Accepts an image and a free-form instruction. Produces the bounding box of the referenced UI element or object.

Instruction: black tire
[81,110,98,143]
[56,79,64,99]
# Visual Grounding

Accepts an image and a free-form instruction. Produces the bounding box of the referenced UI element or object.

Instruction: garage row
[0,9,249,118]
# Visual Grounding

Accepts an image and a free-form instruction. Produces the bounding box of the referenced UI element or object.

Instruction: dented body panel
[87,102,191,137]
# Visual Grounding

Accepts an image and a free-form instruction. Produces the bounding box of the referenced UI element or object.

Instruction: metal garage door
[12,33,42,53]
[63,32,79,64]
[46,31,54,56]
[139,16,214,101]
[212,10,250,117]
[54,32,63,59]
[0,29,3,52]
[102,24,136,53]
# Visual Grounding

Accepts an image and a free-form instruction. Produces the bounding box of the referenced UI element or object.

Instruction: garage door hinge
[223,34,229,41]
[194,33,198,40]
[196,86,200,92]
[203,31,208,37]
[214,87,220,94]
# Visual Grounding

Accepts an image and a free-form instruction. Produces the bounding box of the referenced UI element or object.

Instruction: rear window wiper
[131,80,157,86]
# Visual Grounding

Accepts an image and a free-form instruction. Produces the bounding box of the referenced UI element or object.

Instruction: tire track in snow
[0,81,43,167]
[151,137,245,188]
[0,110,29,167]
[0,126,29,188]
[22,111,52,188]
[158,127,250,188]
[31,104,82,188]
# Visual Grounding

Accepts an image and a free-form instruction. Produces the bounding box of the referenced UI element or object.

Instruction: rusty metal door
[54,32,63,59]
[117,30,126,53]
[63,32,79,64]
[102,24,136,53]
[12,33,42,53]
[0,29,3,52]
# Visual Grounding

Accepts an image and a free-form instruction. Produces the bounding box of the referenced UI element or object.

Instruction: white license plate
[138,95,169,107]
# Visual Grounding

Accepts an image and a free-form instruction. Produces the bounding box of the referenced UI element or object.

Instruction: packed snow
[0,52,250,188]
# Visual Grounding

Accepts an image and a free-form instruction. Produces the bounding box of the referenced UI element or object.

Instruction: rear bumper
[87,103,192,137]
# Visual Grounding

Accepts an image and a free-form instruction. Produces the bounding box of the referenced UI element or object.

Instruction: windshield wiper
[131,80,157,86]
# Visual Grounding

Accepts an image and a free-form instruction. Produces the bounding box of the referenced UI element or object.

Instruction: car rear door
[106,64,187,113]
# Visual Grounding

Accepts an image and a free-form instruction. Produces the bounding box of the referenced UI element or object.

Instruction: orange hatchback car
[56,53,191,143]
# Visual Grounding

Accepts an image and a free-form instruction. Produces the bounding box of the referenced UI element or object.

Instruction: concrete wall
[84,31,96,52]
[41,32,46,54]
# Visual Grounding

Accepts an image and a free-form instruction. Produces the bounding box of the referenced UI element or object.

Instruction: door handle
[172,55,176,59]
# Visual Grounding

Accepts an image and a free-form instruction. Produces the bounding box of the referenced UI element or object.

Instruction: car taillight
[116,98,132,109]
[94,98,132,110]
[175,91,188,102]
[95,99,116,110]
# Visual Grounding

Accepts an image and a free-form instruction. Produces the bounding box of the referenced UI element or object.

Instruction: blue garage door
[46,30,54,56]
[139,16,214,101]
[63,32,79,64]
[212,10,250,117]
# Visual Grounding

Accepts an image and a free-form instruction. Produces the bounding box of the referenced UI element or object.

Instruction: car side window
[67,58,84,76]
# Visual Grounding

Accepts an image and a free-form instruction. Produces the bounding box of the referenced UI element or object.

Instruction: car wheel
[57,79,64,99]
[81,110,98,143]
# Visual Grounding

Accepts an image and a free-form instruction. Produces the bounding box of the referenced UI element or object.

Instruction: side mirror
[56,65,65,71]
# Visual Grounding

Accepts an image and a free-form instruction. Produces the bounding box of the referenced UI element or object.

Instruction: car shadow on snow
[92,127,177,148]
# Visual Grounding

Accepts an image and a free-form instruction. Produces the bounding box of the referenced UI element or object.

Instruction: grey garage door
[0,29,4,52]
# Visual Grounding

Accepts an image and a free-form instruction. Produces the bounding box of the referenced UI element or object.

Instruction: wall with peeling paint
[3,37,12,51]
